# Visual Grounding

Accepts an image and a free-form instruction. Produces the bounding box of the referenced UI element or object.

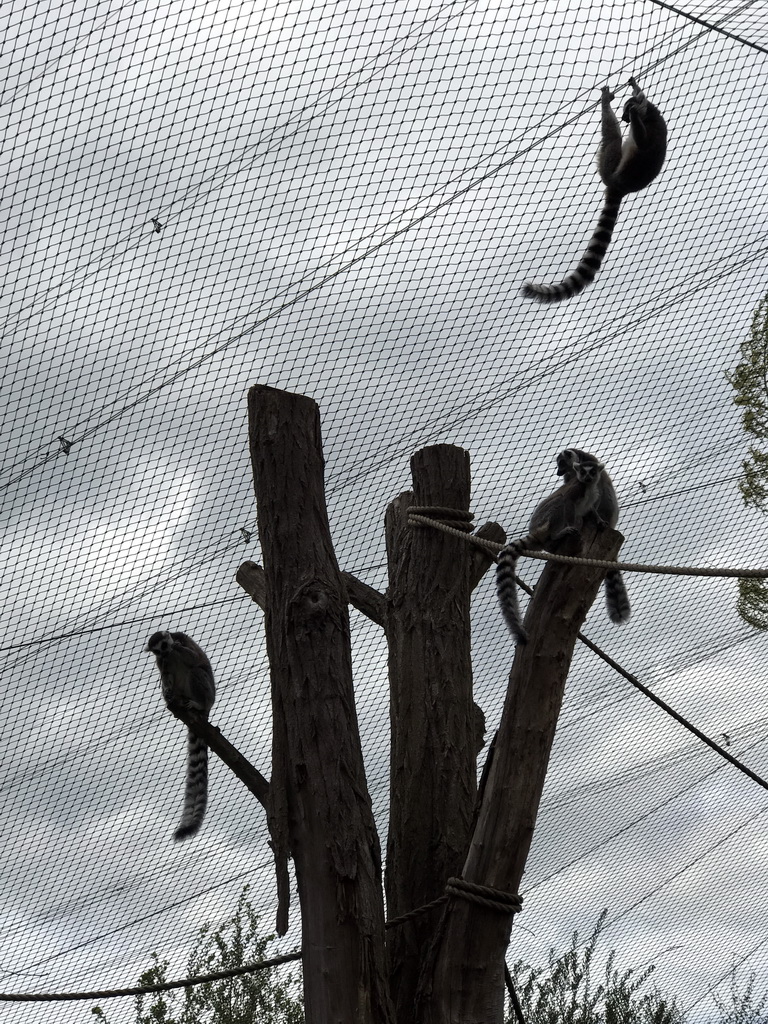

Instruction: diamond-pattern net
[2,2,767,1020]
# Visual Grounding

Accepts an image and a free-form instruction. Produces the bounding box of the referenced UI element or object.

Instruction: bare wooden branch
[249,385,393,1024]
[237,559,386,626]
[172,710,270,807]
[167,706,288,935]
[421,522,623,1024]
[236,560,267,610]
[343,572,387,625]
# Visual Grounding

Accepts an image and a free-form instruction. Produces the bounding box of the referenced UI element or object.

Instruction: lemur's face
[574,462,602,485]
[621,99,637,124]
[145,631,173,655]
[556,449,579,477]
[557,448,604,484]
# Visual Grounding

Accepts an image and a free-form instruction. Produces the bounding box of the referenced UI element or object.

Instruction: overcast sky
[1,0,768,1021]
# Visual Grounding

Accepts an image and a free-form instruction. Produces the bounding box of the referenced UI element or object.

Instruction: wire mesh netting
[2,0,768,1020]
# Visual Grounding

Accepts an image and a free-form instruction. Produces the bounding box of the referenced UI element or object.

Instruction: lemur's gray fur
[522,79,667,303]
[145,631,216,841]
[496,455,605,645]
[556,448,631,624]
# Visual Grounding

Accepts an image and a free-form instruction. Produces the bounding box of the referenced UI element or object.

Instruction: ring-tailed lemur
[556,448,631,624]
[522,78,667,303]
[496,454,605,645]
[145,631,216,841]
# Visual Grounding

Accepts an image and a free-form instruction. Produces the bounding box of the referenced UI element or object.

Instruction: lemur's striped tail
[604,570,631,624]
[521,192,622,303]
[174,732,209,841]
[496,539,532,645]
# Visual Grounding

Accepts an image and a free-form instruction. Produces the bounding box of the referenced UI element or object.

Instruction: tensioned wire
[3,7,761,491]
[0,0,147,110]
[5,709,764,1001]
[3,0,765,1011]
[0,451,757,667]
[0,0,483,356]
[408,512,768,577]
[408,511,768,792]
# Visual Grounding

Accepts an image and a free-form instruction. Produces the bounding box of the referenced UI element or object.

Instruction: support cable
[411,512,768,793]
[409,513,768,578]
[647,0,768,54]
[0,878,523,1003]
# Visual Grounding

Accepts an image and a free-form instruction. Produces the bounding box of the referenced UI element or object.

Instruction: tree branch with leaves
[726,293,768,628]
[90,886,303,1024]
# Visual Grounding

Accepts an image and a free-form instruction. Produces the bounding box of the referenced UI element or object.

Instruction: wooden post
[385,445,488,1017]
[249,385,393,1024]
[421,522,623,1024]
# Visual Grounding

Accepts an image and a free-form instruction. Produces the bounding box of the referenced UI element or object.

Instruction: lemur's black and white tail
[521,192,622,303]
[496,539,531,645]
[604,569,631,624]
[174,732,209,841]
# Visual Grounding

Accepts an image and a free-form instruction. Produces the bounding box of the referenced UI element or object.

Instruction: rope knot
[445,877,523,915]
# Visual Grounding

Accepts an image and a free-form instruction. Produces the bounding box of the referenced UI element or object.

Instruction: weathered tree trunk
[247,391,614,1021]
[421,522,623,1024]
[385,445,491,1018]
[237,558,386,626]
[249,385,393,1024]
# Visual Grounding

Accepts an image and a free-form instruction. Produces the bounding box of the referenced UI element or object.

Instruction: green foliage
[712,970,768,1024]
[735,578,768,631]
[133,954,181,1024]
[727,295,768,500]
[90,886,303,1024]
[726,293,768,628]
[506,914,768,1024]
[505,911,683,1024]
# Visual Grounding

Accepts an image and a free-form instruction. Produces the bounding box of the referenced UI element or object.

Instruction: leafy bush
[91,886,303,1024]
[506,911,682,1024]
